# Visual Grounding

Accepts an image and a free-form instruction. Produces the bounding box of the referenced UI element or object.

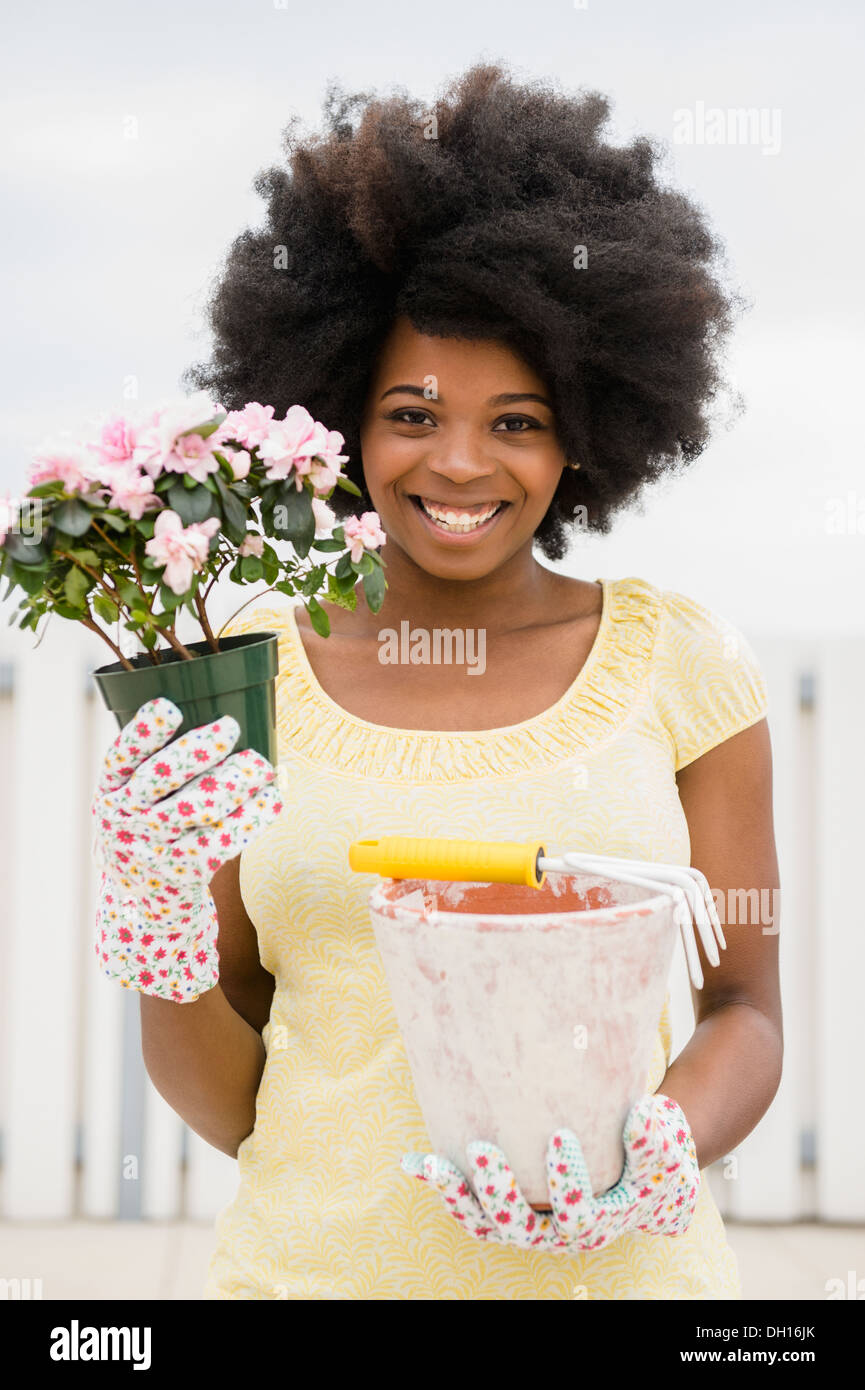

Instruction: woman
[104,62,782,1298]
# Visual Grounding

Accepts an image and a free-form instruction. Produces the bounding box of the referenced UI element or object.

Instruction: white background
[2,0,863,634]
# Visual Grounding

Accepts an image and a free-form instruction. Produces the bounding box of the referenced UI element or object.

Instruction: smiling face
[358,316,568,581]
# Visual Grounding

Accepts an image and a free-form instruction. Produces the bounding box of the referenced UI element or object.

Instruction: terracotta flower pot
[91,631,279,763]
[368,870,678,1205]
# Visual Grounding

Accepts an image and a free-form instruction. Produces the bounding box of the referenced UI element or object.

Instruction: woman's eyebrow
[379,384,553,407]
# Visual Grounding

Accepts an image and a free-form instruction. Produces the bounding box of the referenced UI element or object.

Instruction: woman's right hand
[91,696,283,1002]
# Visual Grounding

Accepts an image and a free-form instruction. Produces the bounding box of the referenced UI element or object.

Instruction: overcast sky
[2,0,863,633]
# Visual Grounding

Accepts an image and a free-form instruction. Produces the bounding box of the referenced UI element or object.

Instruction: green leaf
[362,564,386,613]
[351,552,375,576]
[118,580,145,607]
[325,572,358,612]
[166,480,213,524]
[334,567,358,596]
[335,474,363,498]
[139,626,158,649]
[262,558,279,585]
[99,512,128,533]
[67,547,100,566]
[306,596,330,638]
[64,566,91,607]
[135,515,156,540]
[92,592,119,624]
[310,537,345,553]
[334,552,354,580]
[157,583,184,611]
[213,473,248,545]
[269,482,315,558]
[26,481,66,499]
[240,554,263,583]
[180,415,226,440]
[4,532,50,567]
[297,563,326,597]
[10,561,48,594]
[54,497,94,537]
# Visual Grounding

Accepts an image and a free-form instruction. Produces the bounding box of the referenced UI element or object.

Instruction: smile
[410,495,508,536]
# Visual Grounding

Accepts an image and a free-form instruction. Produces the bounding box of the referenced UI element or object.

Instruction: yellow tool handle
[348,836,546,887]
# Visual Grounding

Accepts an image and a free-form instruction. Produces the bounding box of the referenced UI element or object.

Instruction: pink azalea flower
[162,431,220,483]
[28,437,103,494]
[222,448,251,480]
[238,533,264,557]
[308,426,349,494]
[256,405,320,482]
[95,416,137,466]
[311,496,336,537]
[215,402,275,450]
[342,511,386,563]
[144,510,221,595]
[307,459,339,496]
[107,466,160,521]
[132,392,222,480]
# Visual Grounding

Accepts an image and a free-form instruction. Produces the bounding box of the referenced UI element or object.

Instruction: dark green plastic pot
[92,631,280,764]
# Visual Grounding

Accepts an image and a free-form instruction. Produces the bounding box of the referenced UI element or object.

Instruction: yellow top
[204,575,769,1300]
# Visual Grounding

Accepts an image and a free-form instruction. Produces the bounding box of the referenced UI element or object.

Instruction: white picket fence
[0,610,862,1223]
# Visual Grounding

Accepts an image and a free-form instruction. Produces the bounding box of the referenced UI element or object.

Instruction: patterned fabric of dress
[204,575,769,1300]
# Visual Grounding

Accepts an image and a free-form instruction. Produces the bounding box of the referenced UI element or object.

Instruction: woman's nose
[422,434,499,486]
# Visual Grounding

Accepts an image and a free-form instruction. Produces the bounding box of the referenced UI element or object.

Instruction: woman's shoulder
[616,576,770,772]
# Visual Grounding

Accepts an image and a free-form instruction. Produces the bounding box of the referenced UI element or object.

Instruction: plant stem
[58,545,195,661]
[203,555,232,601]
[193,586,220,652]
[215,583,282,640]
[79,614,136,670]
[91,519,145,592]
[160,624,196,660]
[56,549,127,610]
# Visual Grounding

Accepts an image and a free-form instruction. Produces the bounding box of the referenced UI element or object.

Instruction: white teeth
[418,499,502,532]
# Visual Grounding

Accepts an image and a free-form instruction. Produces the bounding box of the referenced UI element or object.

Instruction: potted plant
[0,392,387,761]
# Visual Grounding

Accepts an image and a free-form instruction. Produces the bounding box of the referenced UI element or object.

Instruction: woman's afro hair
[184,61,740,560]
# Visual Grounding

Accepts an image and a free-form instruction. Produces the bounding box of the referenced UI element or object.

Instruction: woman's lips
[408,494,510,543]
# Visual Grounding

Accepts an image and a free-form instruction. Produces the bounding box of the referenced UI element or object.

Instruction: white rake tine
[553,852,723,953]
[556,853,722,966]
[543,853,706,990]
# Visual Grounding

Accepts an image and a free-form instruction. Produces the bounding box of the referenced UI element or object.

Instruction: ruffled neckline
[251,576,663,782]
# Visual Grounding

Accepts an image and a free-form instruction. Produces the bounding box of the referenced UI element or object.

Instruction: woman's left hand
[399,1092,700,1253]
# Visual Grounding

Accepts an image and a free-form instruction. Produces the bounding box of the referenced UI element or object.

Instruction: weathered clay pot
[368,870,678,1205]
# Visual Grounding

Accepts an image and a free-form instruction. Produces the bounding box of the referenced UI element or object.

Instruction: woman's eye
[388,408,432,425]
[495,416,541,432]
[386,409,544,431]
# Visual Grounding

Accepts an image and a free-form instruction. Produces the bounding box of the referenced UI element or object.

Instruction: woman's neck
[344,540,569,637]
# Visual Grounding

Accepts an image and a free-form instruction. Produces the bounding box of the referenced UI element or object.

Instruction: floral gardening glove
[91,695,282,1002]
[400,1092,700,1252]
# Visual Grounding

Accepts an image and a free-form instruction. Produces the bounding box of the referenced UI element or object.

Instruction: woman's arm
[139,857,276,1157]
[658,715,783,1167]
[209,855,276,1035]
